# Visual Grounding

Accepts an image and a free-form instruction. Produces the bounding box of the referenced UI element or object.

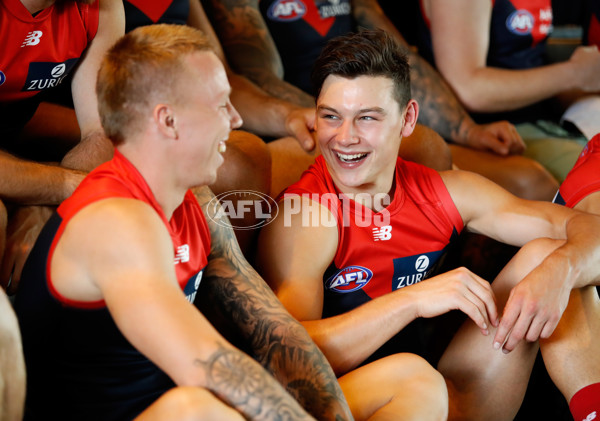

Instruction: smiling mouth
[218,141,227,153]
[336,152,368,163]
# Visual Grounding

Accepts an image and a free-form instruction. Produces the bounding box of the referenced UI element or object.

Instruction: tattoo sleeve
[202,0,314,107]
[352,0,475,143]
[195,342,312,420]
[194,186,353,421]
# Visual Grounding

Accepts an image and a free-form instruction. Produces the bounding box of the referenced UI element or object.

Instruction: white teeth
[218,141,227,153]
[337,152,367,163]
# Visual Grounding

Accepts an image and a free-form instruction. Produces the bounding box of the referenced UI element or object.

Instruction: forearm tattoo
[195,187,352,420]
[195,343,309,420]
[203,0,314,107]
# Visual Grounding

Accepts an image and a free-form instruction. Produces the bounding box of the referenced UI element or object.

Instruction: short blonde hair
[97,24,213,145]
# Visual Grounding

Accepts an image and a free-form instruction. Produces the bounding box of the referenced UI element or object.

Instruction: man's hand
[462,121,525,156]
[407,267,499,335]
[1,205,53,295]
[285,107,316,151]
[493,264,570,353]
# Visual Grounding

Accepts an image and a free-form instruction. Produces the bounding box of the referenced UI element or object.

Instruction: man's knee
[144,387,243,421]
[500,157,559,201]
[400,124,453,171]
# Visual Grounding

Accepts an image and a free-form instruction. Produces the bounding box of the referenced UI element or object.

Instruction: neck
[20,0,55,14]
[116,144,186,221]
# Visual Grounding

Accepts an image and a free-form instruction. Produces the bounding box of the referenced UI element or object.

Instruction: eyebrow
[317,105,387,115]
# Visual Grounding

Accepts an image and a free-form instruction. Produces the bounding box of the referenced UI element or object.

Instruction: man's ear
[401,99,419,138]
[155,104,178,139]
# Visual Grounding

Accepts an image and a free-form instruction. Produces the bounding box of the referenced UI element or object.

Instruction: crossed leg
[439,238,600,421]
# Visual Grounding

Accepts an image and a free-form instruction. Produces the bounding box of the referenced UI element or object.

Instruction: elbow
[453,86,496,113]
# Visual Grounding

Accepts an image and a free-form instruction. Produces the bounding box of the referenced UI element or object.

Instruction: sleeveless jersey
[124,0,189,33]
[0,0,99,103]
[553,133,600,207]
[417,0,552,123]
[259,0,353,94]
[15,149,211,421]
[284,155,464,318]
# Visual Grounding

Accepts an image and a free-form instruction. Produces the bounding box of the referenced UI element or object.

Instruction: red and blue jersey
[0,0,99,102]
[284,156,464,318]
[259,0,353,94]
[553,133,600,208]
[124,0,189,33]
[16,149,211,420]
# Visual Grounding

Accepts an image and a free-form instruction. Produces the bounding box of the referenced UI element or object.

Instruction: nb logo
[373,225,392,241]
[583,411,597,421]
[174,244,190,264]
[22,31,43,47]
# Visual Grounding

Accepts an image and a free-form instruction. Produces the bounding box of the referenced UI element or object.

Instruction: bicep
[72,0,124,136]
[257,198,338,321]
[427,0,490,81]
[443,170,572,246]
[54,199,231,386]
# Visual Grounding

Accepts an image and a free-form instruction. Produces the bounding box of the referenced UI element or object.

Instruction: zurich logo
[0,71,5,86]
[326,265,373,293]
[267,0,306,22]
[506,10,534,35]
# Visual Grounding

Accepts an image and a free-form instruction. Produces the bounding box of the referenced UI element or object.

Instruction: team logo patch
[0,71,5,87]
[21,58,78,93]
[506,10,534,35]
[267,0,306,22]
[326,265,373,293]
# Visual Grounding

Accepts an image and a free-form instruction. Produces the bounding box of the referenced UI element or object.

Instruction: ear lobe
[401,99,419,138]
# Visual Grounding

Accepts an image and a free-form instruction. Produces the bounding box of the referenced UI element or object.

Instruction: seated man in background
[0,0,124,293]
[15,24,354,421]
[257,30,600,421]
[551,131,600,421]
[203,0,559,200]
[417,0,600,183]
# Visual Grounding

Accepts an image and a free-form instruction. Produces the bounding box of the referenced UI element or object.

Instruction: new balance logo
[373,225,392,241]
[22,31,43,47]
[583,411,597,421]
[174,244,190,264]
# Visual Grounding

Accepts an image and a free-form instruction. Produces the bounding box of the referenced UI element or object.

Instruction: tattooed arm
[201,0,314,107]
[195,186,353,421]
[51,193,317,420]
[352,0,524,155]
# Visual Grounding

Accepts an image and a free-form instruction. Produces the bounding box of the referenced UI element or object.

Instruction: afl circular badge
[0,71,6,87]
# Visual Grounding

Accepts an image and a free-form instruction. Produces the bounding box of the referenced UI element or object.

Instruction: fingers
[493,296,560,353]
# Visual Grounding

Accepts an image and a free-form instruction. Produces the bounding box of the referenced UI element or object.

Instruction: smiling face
[316,74,416,197]
[173,51,242,187]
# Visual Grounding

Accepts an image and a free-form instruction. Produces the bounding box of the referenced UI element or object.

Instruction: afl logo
[0,71,5,86]
[267,0,306,22]
[506,10,534,35]
[326,265,373,293]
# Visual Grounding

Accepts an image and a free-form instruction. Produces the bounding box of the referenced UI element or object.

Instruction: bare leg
[135,387,245,421]
[541,285,600,401]
[449,144,559,201]
[0,289,25,421]
[439,238,564,421]
[339,353,448,421]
